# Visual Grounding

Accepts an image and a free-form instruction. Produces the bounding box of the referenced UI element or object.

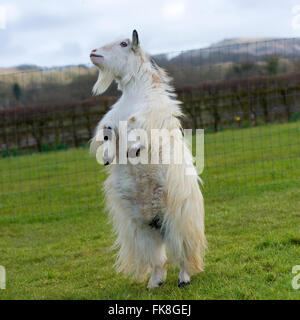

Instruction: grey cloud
[14,14,67,31]
[0,0,299,67]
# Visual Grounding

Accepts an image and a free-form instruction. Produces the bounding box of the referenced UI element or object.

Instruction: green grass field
[0,121,300,299]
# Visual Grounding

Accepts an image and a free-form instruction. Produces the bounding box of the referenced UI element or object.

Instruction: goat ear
[131,29,139,51]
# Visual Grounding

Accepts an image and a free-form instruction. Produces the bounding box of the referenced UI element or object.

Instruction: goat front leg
[127,141,144,159]
[102,139,116,166]
[101,126,117,166]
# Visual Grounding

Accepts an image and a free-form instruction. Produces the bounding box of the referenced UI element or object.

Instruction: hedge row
[0,96,116,152]
[1,72,299,153]
[176,72,300,130]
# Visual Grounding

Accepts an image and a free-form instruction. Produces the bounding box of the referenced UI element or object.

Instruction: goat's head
[90,30,145,95]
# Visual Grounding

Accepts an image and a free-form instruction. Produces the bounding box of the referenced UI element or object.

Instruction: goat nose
[91,49,97,53]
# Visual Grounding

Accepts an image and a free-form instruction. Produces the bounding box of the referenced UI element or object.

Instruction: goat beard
[92,68,114,95]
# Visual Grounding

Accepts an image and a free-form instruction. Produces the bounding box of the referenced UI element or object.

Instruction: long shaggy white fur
[90,30,206,288]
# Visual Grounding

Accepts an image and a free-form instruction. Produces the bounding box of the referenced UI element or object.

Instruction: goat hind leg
[147,263,167,289]
[178,266,191,288]
[145,233,167,289]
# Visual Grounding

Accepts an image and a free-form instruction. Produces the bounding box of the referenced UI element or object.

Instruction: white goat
[90,30,206,289]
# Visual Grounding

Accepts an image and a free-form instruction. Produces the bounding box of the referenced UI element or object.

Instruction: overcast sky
[0,0,300,67]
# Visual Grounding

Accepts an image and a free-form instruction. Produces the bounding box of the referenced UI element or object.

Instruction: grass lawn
[0,121,300,299]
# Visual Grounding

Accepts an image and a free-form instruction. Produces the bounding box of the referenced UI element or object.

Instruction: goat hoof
[147,280,164,290]
[104,161,109,166]
[178,280,191,288]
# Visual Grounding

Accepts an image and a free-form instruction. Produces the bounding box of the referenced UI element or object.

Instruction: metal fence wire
[0,38,300,221]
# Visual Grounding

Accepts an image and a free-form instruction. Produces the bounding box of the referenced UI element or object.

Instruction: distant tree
[12,83,22,101]
[293,58,300,72]
[265,55,279,75]
[16,64,41,71]
[226,61,259,79]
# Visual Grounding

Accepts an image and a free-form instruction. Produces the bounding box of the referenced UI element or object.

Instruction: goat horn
[132,30,139,50]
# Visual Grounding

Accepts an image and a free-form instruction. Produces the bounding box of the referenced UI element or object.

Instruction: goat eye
[120,41,127,47]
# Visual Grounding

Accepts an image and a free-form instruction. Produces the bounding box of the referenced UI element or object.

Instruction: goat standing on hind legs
[90,30,206,289]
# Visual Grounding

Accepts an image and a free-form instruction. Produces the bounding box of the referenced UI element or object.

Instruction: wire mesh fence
[0,38,300,221]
